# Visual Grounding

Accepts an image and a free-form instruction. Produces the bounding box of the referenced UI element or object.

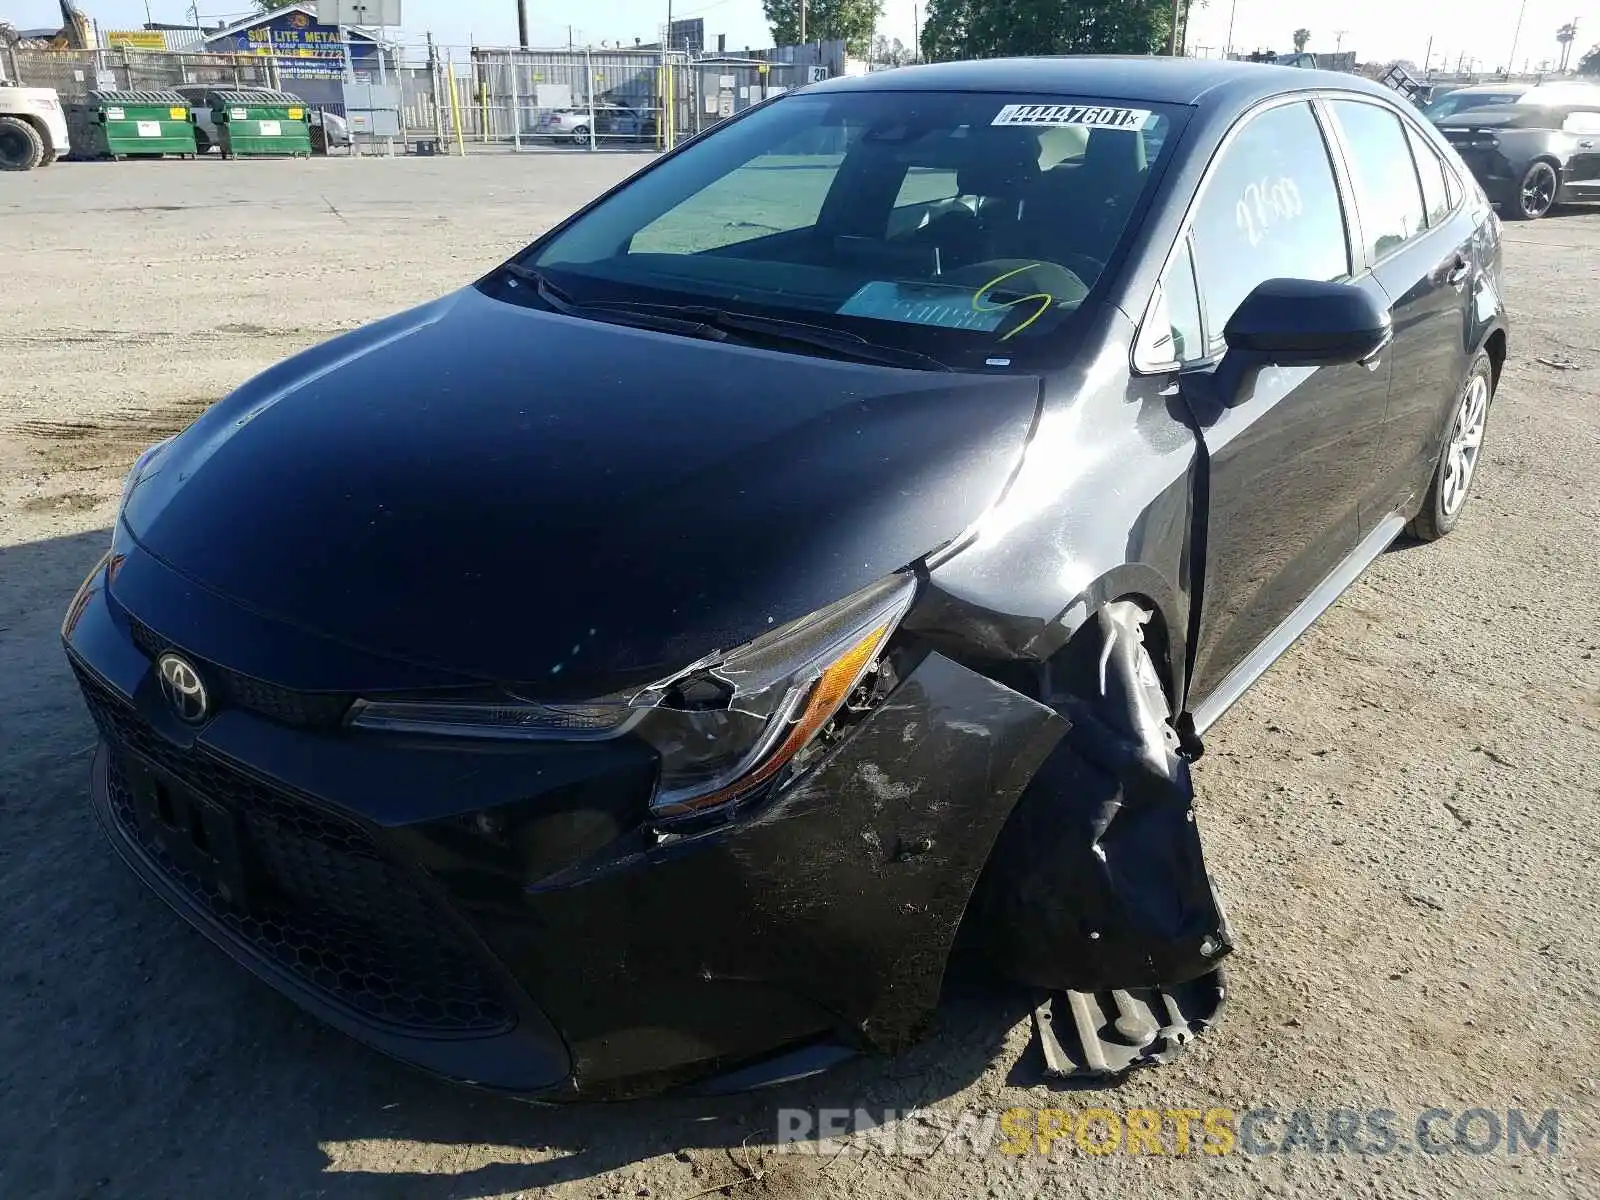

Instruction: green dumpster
[73,90,197,160]
[211,90,312,159]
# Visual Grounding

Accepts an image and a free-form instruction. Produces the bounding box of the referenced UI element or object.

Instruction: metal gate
[462,47,692,150]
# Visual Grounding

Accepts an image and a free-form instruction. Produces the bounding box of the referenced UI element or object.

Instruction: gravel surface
[1,155,1596,1200]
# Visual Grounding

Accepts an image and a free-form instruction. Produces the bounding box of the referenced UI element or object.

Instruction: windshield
[1423,90,1523,121]
[520,90,1184,367]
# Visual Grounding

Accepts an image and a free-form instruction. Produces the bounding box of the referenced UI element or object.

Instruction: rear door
[1322,96,1477,523]
[1170,98,1394,710]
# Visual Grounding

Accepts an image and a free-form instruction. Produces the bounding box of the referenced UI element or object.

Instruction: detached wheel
[0,116,45,171]
[1509,160,1558,220]
[1408,351,1494,541]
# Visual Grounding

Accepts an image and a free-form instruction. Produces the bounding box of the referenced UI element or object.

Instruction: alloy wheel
[1520,163,1557,219]
[1441,373,1489,517]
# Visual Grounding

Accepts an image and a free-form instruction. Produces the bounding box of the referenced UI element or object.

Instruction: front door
[1178,98,1393,709]
[1559,107,1600,198]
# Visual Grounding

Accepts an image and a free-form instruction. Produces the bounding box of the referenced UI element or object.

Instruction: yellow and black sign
[105,30,167,50]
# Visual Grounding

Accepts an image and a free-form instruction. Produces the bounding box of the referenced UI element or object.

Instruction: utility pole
[1507,0,1528,78]
[1169,0,1181,55]
[516,0,529,48]
[1223,0,1238,59]
[1333,29,1347,52]
[800,0,807,45]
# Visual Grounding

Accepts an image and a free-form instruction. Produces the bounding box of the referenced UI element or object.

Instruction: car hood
[121,286,1041,698]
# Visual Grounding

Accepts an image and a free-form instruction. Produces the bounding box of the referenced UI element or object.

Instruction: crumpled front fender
[458,650,1067,1090]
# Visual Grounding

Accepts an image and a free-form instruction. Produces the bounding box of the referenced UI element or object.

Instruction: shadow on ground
[0,528,1054,1200]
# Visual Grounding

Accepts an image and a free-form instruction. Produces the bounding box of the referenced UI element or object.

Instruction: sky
[7,0,1591,71]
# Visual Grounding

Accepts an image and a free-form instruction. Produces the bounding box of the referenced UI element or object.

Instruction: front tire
[570,125,590,146]
[1508,160,1558,221]
[0,116,45,171]
[1408,351,1495,541]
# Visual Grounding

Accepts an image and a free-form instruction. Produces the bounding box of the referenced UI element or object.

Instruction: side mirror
[1202,278,1393,408]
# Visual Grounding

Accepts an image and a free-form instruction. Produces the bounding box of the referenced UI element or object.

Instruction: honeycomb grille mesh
[76,661,514,1036]
[125,616,353,729]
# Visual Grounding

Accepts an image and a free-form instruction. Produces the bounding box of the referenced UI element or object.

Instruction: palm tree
[1557,22,1579,71]
[1293,28,1311,52]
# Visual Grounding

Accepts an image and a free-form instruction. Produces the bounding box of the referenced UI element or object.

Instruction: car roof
[806,55,1402,110]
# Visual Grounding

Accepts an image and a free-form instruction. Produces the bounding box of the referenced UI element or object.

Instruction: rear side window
[1189,100,1350,350]
[1328,99,1428,261]
[1404,122,1452,226]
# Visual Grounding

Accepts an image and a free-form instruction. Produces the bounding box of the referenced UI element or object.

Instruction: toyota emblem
[156,653,210,724]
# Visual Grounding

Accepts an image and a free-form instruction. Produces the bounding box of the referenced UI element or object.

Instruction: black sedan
[1435,100,1600,219]
[63,57,1507,1099]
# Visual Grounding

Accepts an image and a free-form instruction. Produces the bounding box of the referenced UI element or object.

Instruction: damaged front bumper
[66,550,1080,1097]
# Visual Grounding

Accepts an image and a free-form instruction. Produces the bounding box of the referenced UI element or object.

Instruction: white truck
[0,83,69,170]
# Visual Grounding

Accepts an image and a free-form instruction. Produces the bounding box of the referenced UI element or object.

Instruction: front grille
[75,661,514,1036]
[125,615,353,729]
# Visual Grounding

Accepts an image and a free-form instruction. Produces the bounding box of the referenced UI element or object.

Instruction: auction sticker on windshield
[992,104,1154,129]
[837,281,1010,331]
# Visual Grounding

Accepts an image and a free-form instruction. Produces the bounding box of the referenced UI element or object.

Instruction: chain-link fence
[4,40,851,156]
[423,47,689,151]
[7,47,277,102]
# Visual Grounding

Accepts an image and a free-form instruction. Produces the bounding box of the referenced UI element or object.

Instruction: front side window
[1328,99,1428,262]
[1135,238,1203,370]
[1189,100,1349,350]
[524,91,1184,367]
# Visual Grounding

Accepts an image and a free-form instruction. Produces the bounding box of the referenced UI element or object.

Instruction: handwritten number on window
[1235,175,1303,248]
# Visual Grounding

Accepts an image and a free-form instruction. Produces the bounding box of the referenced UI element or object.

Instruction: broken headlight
[348,573,917,817]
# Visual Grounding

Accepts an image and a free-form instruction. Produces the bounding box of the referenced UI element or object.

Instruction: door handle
[1580,139,1595,148]
[1445,256,1470,288]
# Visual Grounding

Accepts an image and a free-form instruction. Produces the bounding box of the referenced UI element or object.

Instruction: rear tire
[0,116,45,171]
[1407,350,1495,541]
[570,125,590,146]
[1507,160,1558,220]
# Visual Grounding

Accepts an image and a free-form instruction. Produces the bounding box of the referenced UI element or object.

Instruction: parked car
[535,102,644,144]
[65,56,1506,1100]
[1435,100,1600,219]
[1421,80,1600,123]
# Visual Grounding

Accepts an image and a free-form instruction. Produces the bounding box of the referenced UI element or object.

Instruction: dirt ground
[1,155,1596,1200]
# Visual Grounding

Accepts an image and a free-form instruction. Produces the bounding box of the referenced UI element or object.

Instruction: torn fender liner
[969,601,1233,994]
[1033,969,1226,1079]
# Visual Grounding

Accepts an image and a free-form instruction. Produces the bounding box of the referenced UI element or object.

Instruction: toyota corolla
[63,57,1506,1099]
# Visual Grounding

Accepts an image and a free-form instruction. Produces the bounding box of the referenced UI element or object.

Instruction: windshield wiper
[490,262,728,341]
[584,301,952,372]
